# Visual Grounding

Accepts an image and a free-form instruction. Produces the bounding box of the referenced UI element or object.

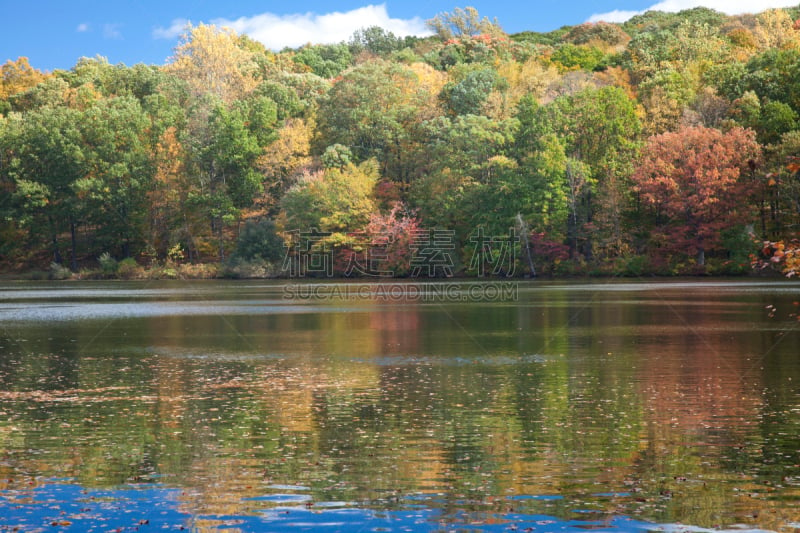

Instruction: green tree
[440,67,499,115]
[1,106,85,268]
[759,100,798,145]
[72,95,153,259]
[7,77,70,112]
[191,96,278,259]
[516,86,641,259]
[623,7,727,37]
[349,26,417,56]
[232,219,285,263]
[316,60,432,186]
[735,49,800,110]
[292,43,353,78]
[550,44,606,71]
[420,114,518,183]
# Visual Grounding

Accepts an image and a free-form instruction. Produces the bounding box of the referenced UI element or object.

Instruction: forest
[2,6,800,279]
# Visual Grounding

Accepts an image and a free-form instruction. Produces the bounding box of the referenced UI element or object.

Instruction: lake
[0,279,799,532]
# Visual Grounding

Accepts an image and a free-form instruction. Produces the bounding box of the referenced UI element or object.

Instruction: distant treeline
[2,6,800,278]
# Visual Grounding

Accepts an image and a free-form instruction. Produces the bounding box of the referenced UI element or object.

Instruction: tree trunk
[516,214,536,278]
[218,220,225,262]
[51,231,62,265]
[583,189,593,261]
[567,211,577,260]
[70,221,78,271]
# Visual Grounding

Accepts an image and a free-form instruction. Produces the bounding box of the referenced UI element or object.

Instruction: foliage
[349,26,418,56]
[166,23,258,102]
[232,219,285,263]
[49,261,73,280]
[550,44,606,71]
[757,239,800,277]
[5,8,800,277]
[315,59,433,184]
[561,22,631,48]
[281,160,379,235]
[427,7,505,41]
[292,44,353,78]
[0,57,49,101]
[440,67,499,115]
[364,203,422,276]
[631,125,762,266]
[98,252,118,276]
[116,258,143,279]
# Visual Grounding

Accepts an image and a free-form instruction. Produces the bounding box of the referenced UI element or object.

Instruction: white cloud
[154,4,431,49]
[76,23,90,33]
[589,0,799,23]
[153,18,191,40]
[103,23,122,40]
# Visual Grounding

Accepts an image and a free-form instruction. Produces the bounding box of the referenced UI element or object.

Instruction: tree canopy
[3,5,800,277]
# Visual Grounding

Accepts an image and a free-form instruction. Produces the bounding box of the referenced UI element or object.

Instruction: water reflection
[0,280,799,531]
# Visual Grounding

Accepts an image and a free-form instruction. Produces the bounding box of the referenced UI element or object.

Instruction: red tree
[632,126,762,266]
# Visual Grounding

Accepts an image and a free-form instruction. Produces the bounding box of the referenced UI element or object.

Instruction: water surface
[1,279,799,532]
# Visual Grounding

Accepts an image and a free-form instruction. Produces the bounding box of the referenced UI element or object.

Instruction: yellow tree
[494,58,561,116]
[0,57,49,100]
[258,117,313,209]
[165,23,259,102]
[753,9,800,51]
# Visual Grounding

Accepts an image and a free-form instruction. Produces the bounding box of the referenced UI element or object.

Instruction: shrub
[116,258,143,280]
[166,243,185,264]
[49,262,72,280]
[221,258,279,279]
[98,252,118,276]
[177,263,219,279]
[619,255,650,277]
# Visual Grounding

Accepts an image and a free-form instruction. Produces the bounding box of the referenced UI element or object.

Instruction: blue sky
[1,1,796,72]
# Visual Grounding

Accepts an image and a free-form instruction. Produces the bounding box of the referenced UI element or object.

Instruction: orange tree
[631,125,762,268]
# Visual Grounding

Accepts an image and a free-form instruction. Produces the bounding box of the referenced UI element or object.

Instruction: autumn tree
[561,22,631,50]
[0,57,49,101]
[631,125,762,266]
[493,58,560,112]
[280,158,379,243]
[752,8,800,51]
[166,23,259,103]
[258,117,313,208]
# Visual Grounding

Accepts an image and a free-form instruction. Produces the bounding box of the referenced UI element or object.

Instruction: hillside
[2,6,800,278]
